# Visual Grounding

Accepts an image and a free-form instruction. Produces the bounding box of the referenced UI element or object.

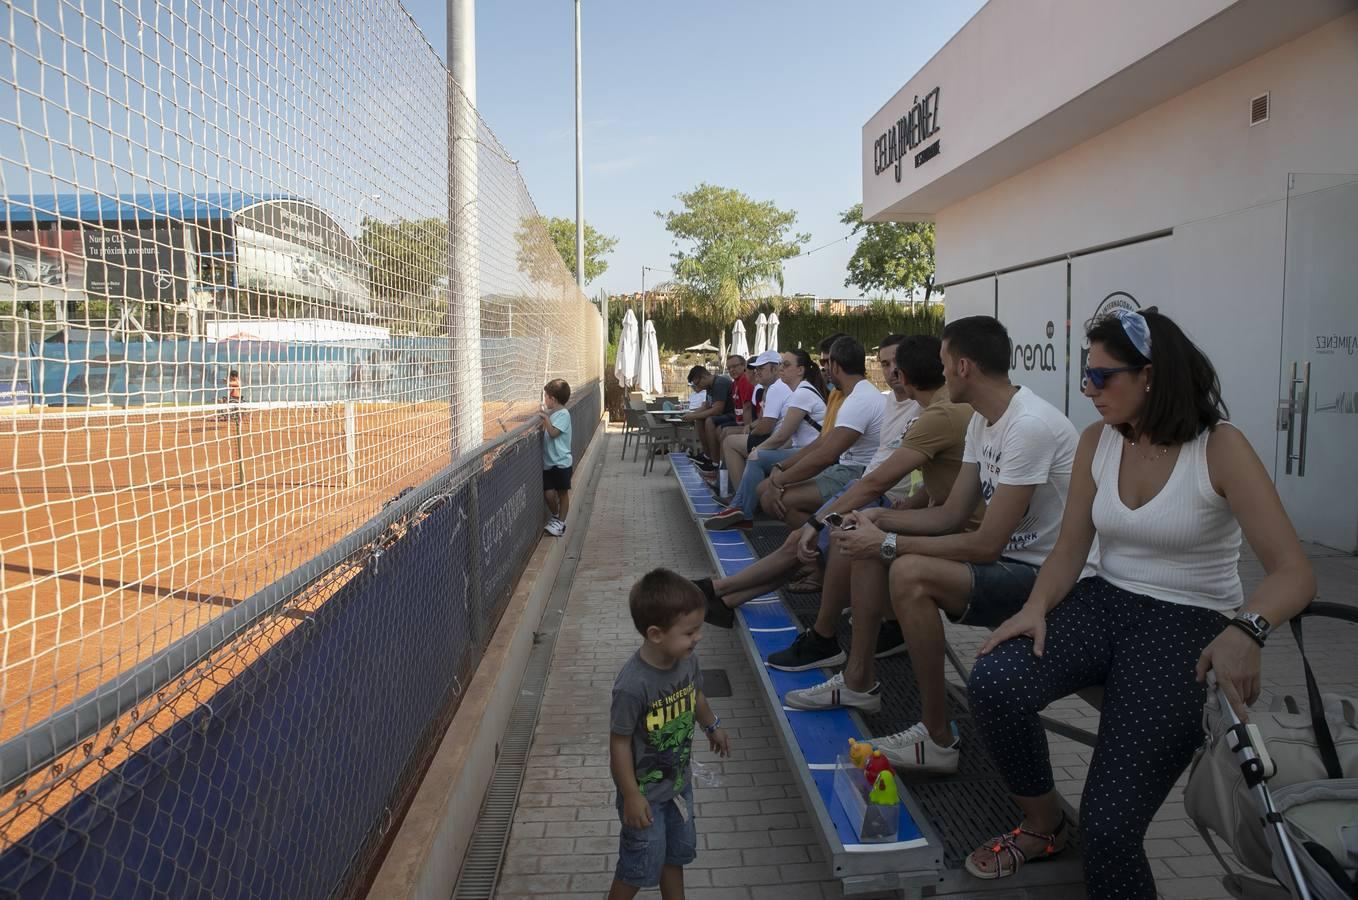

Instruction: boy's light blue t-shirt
[544,408,573,469]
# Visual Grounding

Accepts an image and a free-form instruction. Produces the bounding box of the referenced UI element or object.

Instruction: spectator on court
[693,336,974,645]
[752,335,885,530]
[540,379,573,537]
[217,370,243,420]
[680,365,731,471]
[794,316,1091,780]
[963,308,1313,894]
[718,351,785,497]
[608,569,730,900]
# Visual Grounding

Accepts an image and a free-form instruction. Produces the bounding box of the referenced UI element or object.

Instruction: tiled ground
[494,428,1358,899]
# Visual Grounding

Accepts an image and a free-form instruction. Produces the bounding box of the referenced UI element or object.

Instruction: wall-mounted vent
[1250,92,1270,126]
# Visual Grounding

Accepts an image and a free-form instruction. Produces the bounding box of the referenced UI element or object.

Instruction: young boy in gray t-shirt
[608,569,730,900]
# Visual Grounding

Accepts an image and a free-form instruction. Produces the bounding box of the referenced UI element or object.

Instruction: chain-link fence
[0,0,602,894]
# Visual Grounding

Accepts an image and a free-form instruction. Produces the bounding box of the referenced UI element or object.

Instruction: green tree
[840,203,938,300]
[657,184,809,322]
[544,217,618,284]
[359,216,450,334]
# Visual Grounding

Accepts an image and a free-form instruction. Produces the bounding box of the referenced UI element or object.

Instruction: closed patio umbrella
[615,308,639,388]
[638,319,663,395]
[766,312,780,352]
[730,319,749,359]
[753,312,768,355]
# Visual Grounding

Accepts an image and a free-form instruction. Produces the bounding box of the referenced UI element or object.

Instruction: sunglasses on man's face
[1083,364,1145,390]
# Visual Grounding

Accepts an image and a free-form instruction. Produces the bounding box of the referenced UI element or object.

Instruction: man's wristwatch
[879,532,898,563]
[703,717,721,735]
[1228,612,1271,647]
[807,515,826,533]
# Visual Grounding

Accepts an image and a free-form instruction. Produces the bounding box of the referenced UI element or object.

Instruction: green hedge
[606,299,943,358]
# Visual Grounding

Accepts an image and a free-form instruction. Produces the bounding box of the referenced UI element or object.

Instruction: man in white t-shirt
[718,351,785,490]
[808,316,1094,776]
[756,336,885,529]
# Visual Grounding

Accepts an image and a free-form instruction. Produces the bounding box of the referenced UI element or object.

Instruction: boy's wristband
[703,717,721,736]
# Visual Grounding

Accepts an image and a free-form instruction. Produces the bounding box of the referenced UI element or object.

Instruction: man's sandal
[963,814,1068,880]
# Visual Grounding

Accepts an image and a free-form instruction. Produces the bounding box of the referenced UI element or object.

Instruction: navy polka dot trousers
[968,577,1228,898]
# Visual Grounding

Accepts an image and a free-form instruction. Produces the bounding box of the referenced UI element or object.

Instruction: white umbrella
[639,320,663,395]
[753,312,768,355]
[615,308,639,388]
[766,312,780,352]
[730,320,749,359]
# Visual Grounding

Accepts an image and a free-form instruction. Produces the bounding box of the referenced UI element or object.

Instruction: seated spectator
[719,354,755,440]
[693,336,972,656]
[704,350,825,528]
[718,351,784,496]
[681,365,732,469]
[755,336,884,529]
[816,332,849,432]
[963,308,1313,893]
[793,316,1092,781]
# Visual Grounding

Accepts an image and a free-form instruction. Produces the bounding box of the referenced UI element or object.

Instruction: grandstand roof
[0,192,293,225]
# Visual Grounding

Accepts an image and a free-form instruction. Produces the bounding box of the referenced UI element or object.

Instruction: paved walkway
[494,428,1358,900]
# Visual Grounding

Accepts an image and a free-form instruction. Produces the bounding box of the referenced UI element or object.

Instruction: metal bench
[667,451,1089,897]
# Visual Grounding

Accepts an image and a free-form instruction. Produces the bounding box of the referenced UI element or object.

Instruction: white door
[1275,174,1358,554]
[997,262,1068,414]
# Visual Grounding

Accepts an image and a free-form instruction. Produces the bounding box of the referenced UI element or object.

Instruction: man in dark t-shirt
[682,365,732,470]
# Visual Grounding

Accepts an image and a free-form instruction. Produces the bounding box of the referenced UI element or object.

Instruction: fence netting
[0,0,602,895]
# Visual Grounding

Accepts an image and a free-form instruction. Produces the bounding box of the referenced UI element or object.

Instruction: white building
[864,0,1358,553]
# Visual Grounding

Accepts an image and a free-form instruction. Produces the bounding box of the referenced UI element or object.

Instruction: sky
[401,0,985,300]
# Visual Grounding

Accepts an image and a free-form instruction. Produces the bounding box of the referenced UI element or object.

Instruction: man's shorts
[614,783,698,887]
[815,480,890,558]
[746,431,769,453]
[543,465,573,492]
[812,463,866,502]
[712,413,737,428]
[947,557,1040,627]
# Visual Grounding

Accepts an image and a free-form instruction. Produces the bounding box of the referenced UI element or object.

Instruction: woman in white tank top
[964,308,1316,899]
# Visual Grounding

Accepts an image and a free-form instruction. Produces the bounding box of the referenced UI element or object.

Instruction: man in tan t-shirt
[690,337,978,662]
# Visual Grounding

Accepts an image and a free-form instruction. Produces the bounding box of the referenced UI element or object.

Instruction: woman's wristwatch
[1227,611,1271,647]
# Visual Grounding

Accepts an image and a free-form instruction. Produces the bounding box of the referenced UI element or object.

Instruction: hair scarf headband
[1110,308,1152,361]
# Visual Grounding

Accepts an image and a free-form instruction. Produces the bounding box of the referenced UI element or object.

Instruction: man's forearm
[896,531,1005,565]
[875,504,961,536]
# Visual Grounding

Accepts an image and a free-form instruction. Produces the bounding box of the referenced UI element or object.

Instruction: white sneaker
[875,721,960,774]
[784,673,881,713]
[544,518,565,536]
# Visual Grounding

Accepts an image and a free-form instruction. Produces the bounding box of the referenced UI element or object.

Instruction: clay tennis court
[0,399,533,745]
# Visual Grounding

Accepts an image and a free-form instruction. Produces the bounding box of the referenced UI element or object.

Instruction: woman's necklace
[1127,436,1170,463]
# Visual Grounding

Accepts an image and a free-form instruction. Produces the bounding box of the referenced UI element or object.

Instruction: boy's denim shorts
[614,782,697,887]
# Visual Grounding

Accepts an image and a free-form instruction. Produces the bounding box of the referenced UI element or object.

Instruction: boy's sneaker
[766,630,846,672]
[544,517,565,536]
[784,673,881,713]
[875,722,961,774]
[703,507,749,531]
[874,620,909,659]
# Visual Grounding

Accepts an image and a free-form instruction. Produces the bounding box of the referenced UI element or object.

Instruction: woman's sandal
[963,813,1068,880]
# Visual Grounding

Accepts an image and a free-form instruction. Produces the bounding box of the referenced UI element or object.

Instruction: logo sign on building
[82,225,189,302]
[872,87,941,183]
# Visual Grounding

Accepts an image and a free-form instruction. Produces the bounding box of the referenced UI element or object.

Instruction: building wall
[935,12,1358,466]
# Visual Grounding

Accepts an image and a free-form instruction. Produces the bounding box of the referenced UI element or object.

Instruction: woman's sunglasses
[1083,364,1145,390]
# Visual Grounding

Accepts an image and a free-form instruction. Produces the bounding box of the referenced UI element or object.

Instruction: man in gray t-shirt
[682,365,733,471]
[610,652,702,802]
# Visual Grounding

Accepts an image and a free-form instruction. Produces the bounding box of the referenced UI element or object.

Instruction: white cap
[752,349,781,367]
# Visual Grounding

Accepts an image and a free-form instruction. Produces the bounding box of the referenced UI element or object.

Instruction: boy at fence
[609,569,730,900]
[540,379,573,537]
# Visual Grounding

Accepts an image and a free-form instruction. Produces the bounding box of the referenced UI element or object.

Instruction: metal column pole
[574,0,585,290]
[449,0,483,459]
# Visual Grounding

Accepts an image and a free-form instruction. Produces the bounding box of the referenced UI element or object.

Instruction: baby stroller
[1186,601,1358,900]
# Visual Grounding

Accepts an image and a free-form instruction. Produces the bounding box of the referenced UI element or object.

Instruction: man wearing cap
[719,350,786,495]
[681,364,733,469]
